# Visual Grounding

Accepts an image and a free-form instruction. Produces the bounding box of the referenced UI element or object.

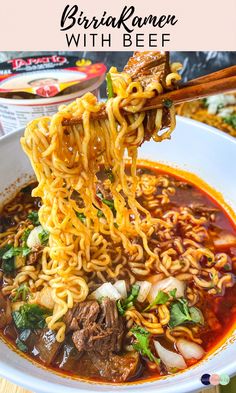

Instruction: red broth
[0,163,236,383]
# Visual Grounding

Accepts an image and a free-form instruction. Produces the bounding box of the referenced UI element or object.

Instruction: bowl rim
[0,116,236,392]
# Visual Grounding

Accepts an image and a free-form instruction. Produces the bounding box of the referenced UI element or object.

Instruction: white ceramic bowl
[0,116,236,393]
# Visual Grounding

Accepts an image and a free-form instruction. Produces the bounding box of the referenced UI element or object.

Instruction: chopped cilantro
[117,284,140,316]
[169,298,204,328]
[28,211,39,226]
[19,329,31,342]
[21,229,31,245]
[12,304,49,330]
[223,114,236,130]
[131,325,159,365]
[38,229,49,245]
[169,288,177,298]
[2,257,15,274]
[144,290,170,312]
[16,338,28,353]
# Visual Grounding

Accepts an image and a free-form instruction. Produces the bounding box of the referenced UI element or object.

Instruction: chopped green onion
[105,169,115,183]
[163,99,173,109]
[76,212,86,223]
[106,72,114,99]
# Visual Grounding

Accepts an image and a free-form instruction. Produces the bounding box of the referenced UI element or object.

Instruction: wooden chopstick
[183,65,236,87]
[62,69,236,125]
[142,75,236,111]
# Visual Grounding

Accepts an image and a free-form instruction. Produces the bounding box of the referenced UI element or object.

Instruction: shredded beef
[64,300,100,332]
[70,298,124,356]
[90,351,141,383]
[63,297,141,382]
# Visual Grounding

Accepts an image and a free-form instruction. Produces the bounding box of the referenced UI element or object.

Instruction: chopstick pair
[143,65,236,111]
[62,65,236,125]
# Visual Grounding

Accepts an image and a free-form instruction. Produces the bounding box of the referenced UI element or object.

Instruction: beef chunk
[0,291,12,329]
[64,300,100,332]
[124,51,171,89]
[189,203,219,216]
[34,329,61,365]
[64,298,140,382]
[71,298,124,356]
[90,351,141,383]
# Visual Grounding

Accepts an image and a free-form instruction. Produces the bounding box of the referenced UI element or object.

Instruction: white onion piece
[34,287,55,310]
[148,277,186,302]
[114,280,127,298]
[154,341,187,370]
[176,339,205,360]
[26,225,43,248]
[90,283,122,301]
[136,281,152,302]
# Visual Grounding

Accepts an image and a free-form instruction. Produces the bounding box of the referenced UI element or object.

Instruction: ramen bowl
[0,116,236,393]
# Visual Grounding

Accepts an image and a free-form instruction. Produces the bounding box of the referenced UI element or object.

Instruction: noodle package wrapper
[0,54,106,135]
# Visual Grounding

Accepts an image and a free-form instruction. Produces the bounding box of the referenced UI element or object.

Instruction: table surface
[0,377,220,393]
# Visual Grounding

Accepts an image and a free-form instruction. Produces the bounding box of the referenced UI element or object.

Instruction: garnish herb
[117,284,140,315]
[19,329,31,342]
[144,290,170,312]
[106,72,114,99]
[169,288,177,298]
[105,168,115,183]
[13,283,30,302]
[2,245,31,260]
[2,246,22,259]
[21,229,31,245]
[97,209,105,218]
[76,212,86,223]
[131,325,159,365]
[28,211,40,226]
[0,244,12,259]
[169,298,204,328]
[163,99,173,109]
[12,304,49,330]
[38,229,49,245]
[16,338,28,353]
[21,246,31,256]
[223,114,236,130]
[2,258,15,274]
[97,191,116,215]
